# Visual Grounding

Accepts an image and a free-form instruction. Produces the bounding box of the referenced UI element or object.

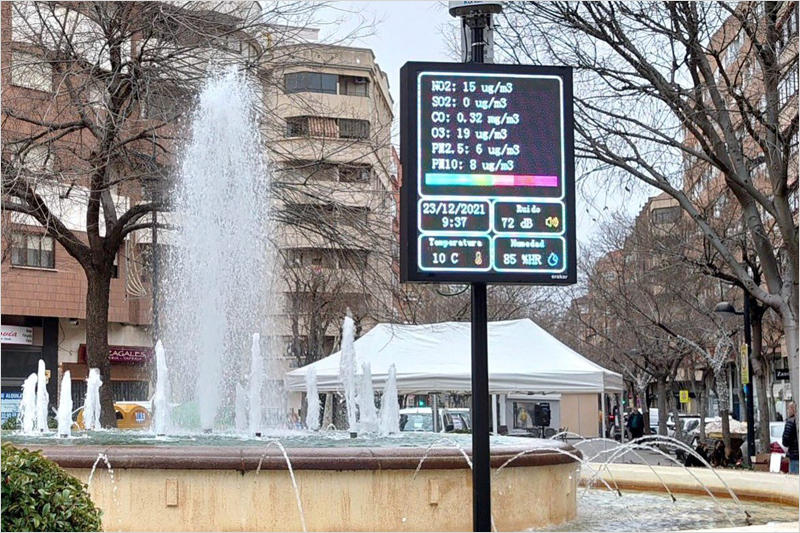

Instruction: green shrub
[2,417,20,431]
[1,443,102,532]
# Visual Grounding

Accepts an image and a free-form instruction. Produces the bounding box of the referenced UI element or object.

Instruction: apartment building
[0,2,159,420]
[0,2,270,420]
[680,1,798,409]
[260,34,397,381]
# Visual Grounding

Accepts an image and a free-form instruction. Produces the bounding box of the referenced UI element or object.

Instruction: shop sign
[679,390,689,404]
[775,368,790,381]
[1,325,33,345]
[79,345,153,365]
[740,343,749,385]
[1,391,23,423]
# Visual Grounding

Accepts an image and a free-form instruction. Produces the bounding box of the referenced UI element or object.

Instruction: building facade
[263,36,397,375]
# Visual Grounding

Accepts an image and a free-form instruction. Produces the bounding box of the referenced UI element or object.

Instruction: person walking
[627,408,645,440]
[782,402,798,474]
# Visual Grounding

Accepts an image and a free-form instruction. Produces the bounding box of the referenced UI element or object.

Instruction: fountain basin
[21,438,580,532]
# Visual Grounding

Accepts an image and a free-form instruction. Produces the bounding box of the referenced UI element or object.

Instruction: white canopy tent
[285,319,623,394]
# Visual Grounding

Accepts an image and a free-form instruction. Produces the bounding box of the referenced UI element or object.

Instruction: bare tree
[1,1,325,426]
[498,1,799,408]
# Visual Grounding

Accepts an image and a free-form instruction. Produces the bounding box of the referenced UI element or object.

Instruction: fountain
[248,333,264,436]
[153,341,171,436]
[305,368,320,431]
[57,371,73,438]
[235,383,248,433]
[36,359,49,432]
[4,70,797,533]
[379,364,399,436]
[19,372,37,434]
[357,363,378,434]
[83,368,102,431]
[339,314,358,433]
[160,68,279,433]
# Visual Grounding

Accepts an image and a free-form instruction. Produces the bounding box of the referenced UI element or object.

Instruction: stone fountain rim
[23,441,581,471]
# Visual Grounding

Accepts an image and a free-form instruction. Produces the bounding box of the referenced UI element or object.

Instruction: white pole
[491,393,498,434]
[499,394,507,427]
[619,393,625,445]
[600,391,607,439]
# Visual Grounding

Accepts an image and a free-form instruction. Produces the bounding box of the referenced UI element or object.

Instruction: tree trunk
[669,380,682,440]
[656,376,668,436]
[85,270,117,428]
[698,384,707,442]
[714,371,732,454]
[782,312,799,440]
[750,306,770,453]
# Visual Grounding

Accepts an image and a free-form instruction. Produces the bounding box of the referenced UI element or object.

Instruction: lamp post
[714,300,755,467]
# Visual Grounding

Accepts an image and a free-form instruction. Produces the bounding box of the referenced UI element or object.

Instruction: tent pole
[432,393,439,433]
[600,391,607,439]
[491,394,498,434]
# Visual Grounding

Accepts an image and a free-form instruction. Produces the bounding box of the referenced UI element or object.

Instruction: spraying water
[153,341,171,435]
[57,371,73,437]
[36,359,49,432]
[339,314,358,431]
[19,373,38,434]
[84,368,103,431]
[358,363,378,434]
[305,368,320,431]
[235,383,248,433]
[248,333,264,436]
[379,364,399,436]
[162,69,279,432]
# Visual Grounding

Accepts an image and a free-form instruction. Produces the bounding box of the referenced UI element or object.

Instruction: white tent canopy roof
[284,319,623,394]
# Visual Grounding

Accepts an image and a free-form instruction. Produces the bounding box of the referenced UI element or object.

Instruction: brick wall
[1,224,151,325]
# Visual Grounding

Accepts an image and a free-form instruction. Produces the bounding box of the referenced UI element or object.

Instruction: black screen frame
[399,61,577,285]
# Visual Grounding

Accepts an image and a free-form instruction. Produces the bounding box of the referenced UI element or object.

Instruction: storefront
[61,343,153,407]
[1,318,59,423]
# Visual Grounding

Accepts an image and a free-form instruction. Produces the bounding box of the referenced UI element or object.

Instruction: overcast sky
[316,1,653,246]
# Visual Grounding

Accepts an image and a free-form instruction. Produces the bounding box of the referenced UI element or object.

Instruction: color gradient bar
[425,173,559,188]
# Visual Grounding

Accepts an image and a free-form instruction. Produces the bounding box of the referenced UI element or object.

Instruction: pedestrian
[782,401,798,474]
[627,408,645,440]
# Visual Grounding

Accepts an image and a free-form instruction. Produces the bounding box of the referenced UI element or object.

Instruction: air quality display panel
[400,62,576,284]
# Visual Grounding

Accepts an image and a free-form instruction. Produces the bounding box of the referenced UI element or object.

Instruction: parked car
[399,407,471,433]
[74,401,152,430]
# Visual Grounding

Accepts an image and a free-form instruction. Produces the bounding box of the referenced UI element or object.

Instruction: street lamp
[714,300,756,467]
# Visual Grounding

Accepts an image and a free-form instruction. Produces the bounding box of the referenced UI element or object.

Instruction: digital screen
[400,62,576,284]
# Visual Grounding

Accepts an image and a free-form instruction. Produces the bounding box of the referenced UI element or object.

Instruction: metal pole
[600,392,607,439]
[491,393,498,434]
[743,295,755,466]
[432,393,439,433]
[471,282,491,532]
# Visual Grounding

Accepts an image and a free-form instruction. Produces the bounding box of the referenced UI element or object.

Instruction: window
[285,117,309,137]
[339,249,369,270]
[284,72,337,94]
[778,69,798,107]
[11,233,55,269]
[651,206,681,225]
[338,119,370,139]
[339,164,372,183]
[725,31,744,65]
[10,52,53,92]
[777,7,798,53]
[21,145,54,173]
[339,75,369,97]
[284,116,339,137]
